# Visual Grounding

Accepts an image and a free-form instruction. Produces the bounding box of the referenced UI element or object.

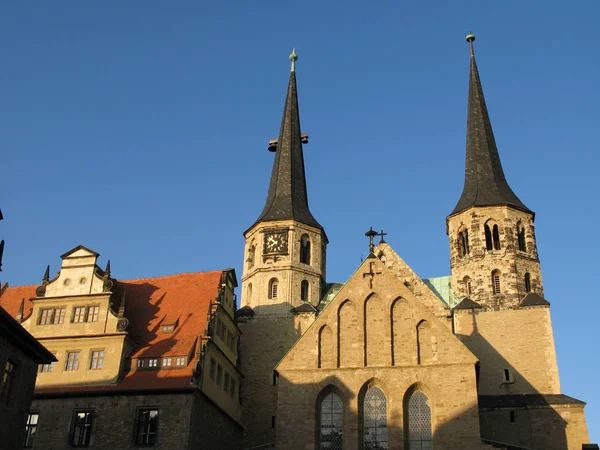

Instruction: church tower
[238,50,327,448]
[447,33,543,310]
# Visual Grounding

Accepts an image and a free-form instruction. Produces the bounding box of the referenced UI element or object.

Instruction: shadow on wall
[238,303,303,450]
[455,309,573,450]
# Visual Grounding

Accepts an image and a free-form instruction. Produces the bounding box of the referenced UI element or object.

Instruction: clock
[264,230,289,254]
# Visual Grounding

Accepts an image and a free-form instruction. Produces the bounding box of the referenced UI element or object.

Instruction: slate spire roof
[253,50,323,231]
[450,34,533,217]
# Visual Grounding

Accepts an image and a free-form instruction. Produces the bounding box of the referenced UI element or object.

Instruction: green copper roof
[423,276,454,307]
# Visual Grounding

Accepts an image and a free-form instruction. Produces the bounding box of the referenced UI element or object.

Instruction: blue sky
[2,0,598,442]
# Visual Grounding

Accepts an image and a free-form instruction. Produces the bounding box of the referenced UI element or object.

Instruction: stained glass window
[319,392,343,450]
[364,386,388,449]
[408,391,432,450]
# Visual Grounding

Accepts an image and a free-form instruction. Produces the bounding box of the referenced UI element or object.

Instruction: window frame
[23,411,40,448]
[134,407,159,447]
[268,278,279,300]
[492,270,501,295]
[90,350,104,370]
[318,390,344,450]
[70,409,94,447]
[0,359,17,405]
[87,305,100,322]
[65,351,81,371]
[73,306,87,323]
[216,364,223,386]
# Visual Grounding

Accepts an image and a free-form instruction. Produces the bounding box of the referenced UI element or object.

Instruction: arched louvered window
[524,273,531,293]
[492,224,501,250]
[517,221,526,252]
[463,276,472,297]
[492,270,501,295]
[407,391,432,450]
[484,224,493,250]
[268,278,279,300]
[363,386,388,449]
[300,234,311,265]
[318,392,343,450]
[301,280,309,302]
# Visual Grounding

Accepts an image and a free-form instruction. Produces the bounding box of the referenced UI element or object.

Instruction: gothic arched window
[318,391,343,450]
[301,280,309,302]
[524,273,531,293]
[484,223,493,250]
[458,228,470,257]
[463,276,472,297]
[492,224,501,250]
[268,278,279,300]
[363,386,388,449]
[517,221,526,252]
[300,235,311,265]
[492,270,501,295]
[406,390,432,449]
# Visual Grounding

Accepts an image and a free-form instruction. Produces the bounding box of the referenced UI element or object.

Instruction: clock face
[264,230,288,254]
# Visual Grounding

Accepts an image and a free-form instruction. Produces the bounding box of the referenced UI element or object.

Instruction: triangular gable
[374,242,450,318]
[60,245,99,259]
[277,256,477,371]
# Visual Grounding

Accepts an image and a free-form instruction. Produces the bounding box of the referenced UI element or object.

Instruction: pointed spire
[104,259,111,278]
[42,265,50,283]
[450,33,533,217]
[16,298,24,322]
[253,50,323,230]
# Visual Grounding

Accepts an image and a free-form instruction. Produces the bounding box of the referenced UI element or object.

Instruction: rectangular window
[0,360,16,404]
[216,364,223,386]
[162,357,172,367]
[230,379,236,399]
[224,372,230,393]
[175,357,185,367]
[148,359,158,368]
[40,354,56,373]
[23,412,39,448]
[137,359,144,368]
[73,307,86,323]
[215,319,221,339]
[39,308,52,325]
[209,358,216,380]
[135,408,159,446]
[66,352,80,371]
[53,308,66,324]
[87,306,99,322]
[71,410,93,447]
[90,350,104,370]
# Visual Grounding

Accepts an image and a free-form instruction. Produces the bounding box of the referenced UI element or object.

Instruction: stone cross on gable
[362,261,383,289]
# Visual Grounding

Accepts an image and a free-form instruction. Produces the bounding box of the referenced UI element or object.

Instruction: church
[0,34,593,450]
[236,35,591,450]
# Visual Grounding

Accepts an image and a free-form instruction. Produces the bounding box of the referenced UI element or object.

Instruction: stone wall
[447,206,543,310]
[30,392,193,450]
[454,307,560,396]
[479,403,589,450]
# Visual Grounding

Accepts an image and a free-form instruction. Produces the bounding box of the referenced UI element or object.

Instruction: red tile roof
[116,271,223,358]
[0,270,226,394]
